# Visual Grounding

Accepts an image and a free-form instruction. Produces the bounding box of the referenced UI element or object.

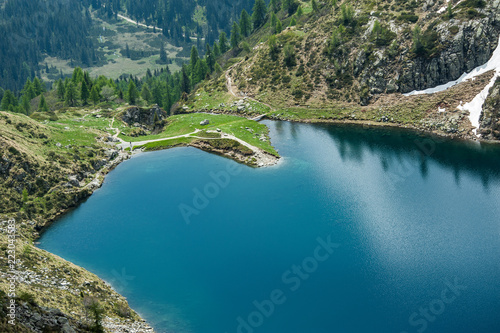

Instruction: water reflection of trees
[316,123,500,190]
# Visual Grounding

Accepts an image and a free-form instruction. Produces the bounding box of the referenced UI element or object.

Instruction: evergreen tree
[163,85,173,114]
[215,62,223,74]
[180,65,190,94]
[283,0,299,15]
[240,10,252,37]
[297,6,303,17]
[141,84,152,103]
[269,0,280,12]
[22,79,32,96]
[72,67,84,83]
[152,84,163,105]
[271,12,278,31]
[127,81,139,104]
[290,15,297,26]
[213,42,221,57]
[193,59,208,84]
[81,80,90,105]
[446,4,454,19]
[0,90,16,111]
[33,77,44,96]
[252,0,267,30]
[284,43,296,67]
[268,35,280,61]
[230,22,241,49]
[219,32,229,54]
[21,95,30,115]
[38,95,49,112]
[160,43,168,63]
[65,81,78,106]
[206,44,215,72]
[125,43,131,58]
[312,0,318,12]
[190,46,200,74]
[90,85,100,105]
[56,79,65,100]
[412,26,424,56]
[276,19,282,34]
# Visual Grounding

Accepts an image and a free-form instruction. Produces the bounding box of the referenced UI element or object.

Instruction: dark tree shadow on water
[314,123,500,191]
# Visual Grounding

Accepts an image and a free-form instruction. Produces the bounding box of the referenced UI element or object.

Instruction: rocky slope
[0,111,154,332]
[479,77,500,140]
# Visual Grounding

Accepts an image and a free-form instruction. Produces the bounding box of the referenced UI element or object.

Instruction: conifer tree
[38,95,49,112]
[206,44,215,72]
[271,12,278,31]
[297,6,303,17]
[56,79,65,100]
[190,46,199,74]
[33,77,44,96]
[219,32,229,54]
[65,82,78,106]
[276,19,282,34]
[269,0,280,12]
[21,95,31,115]
[160,43,168,63]
[125,43,131,58]
[240,9,252,37]
[163,85,173,114]
[1,90,16,111]
[90,85,100,105]
[312,0,318,12]
[252,0,267,30]
[180,65,190,94]
[127,81,139,104]
[230,22,241,49]
[141,84,152,103]
[81,80,89,105]
[213,42,221,57]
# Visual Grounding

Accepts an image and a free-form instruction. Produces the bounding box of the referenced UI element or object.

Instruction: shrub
[397,12,419,23]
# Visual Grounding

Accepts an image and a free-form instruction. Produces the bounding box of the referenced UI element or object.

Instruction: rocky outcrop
[479,77,500,140]
[399,23,500,93]
[121,105,167,128]
[358,1,500,95]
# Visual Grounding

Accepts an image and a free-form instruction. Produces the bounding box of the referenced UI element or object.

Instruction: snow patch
[404,35,500,97]
[458,74,497,136]
[403,35,500,136]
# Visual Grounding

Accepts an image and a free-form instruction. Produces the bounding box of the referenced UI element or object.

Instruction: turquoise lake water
[39,121,500,333]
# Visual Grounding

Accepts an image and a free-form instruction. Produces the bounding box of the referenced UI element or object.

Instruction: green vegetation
[138,137,196,151]
[120,113,278,156]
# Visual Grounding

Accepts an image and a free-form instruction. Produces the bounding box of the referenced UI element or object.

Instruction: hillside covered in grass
[178,0,500,141]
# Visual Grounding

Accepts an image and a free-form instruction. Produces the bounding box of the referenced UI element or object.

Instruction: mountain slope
[188,0,500,141]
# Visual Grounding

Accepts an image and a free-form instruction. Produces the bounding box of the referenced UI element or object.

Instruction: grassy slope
[0,110,149,330]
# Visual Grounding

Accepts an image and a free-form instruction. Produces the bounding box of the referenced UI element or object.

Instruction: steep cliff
[479,77,500,140]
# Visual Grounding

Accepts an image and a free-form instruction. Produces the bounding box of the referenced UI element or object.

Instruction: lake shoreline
[31,116,497,333]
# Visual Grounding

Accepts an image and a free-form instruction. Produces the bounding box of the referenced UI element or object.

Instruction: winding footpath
[225,61,275,112]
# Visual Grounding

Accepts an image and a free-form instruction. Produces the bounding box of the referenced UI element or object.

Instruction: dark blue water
[39,121,500,333]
